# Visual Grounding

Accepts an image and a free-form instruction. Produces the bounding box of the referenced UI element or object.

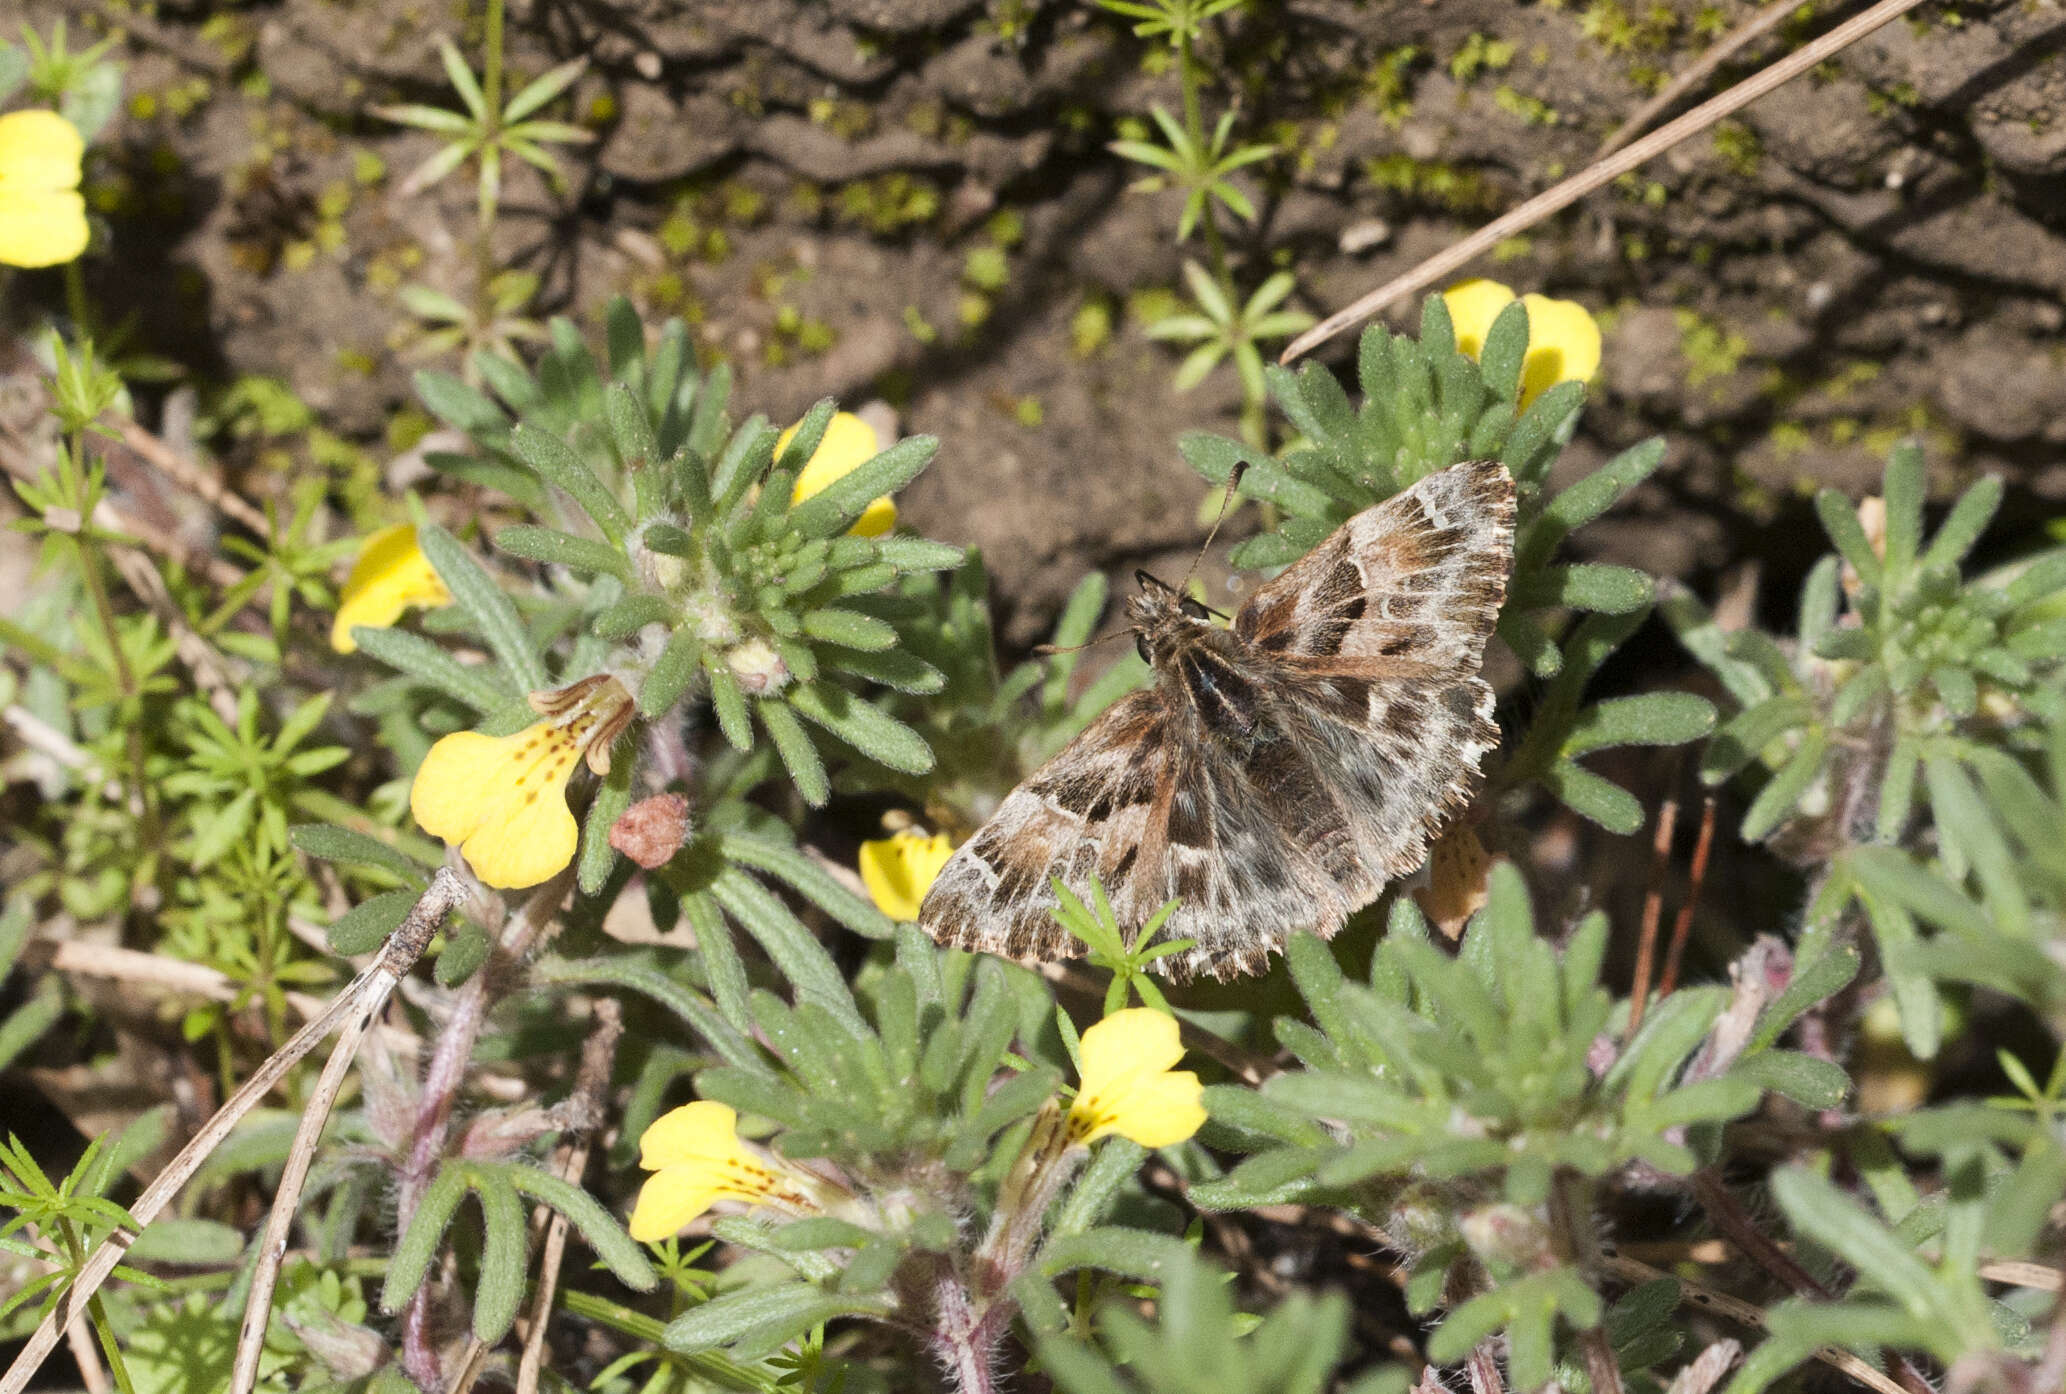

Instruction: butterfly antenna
[1179,461,1248,596]
[1035,630,1134,657]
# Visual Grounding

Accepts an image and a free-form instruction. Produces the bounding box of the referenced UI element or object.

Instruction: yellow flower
[330,524,454,654]
[858,829,955,921]
[410,675,635,889]
[1066,1008,1205,1149]
[777,411,896,538]
[1440,278,1601,410]
[628,1101,822,1242]
[0,110,89,269]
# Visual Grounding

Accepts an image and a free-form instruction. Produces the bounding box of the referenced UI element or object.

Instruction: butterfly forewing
[919,459,1517,981]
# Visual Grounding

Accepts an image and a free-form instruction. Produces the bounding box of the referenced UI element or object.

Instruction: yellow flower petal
[629,1167,724,1243]
[639,1101,744,1169]
[1069,1008,1205,1149]
[858,830,956,921]
[780,411,897,538]
[331,524,454,653]
[1517,293,1602,409]
[628,1101,814,1242]
[0,187,88,268]
[0,111,88,270]
[1440,278,1517,361]
[410,724,582,890]
[0,111,85,192]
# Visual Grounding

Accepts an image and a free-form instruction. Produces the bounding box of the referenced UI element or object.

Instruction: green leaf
[290,824,431,881]
[639,628,703,717]
[1563,693,1715,755]
[1749,938,1859,1052]
[663,1282,891,1355]
[707,866,863,1033]
[874,537,966,572]
[127,1218,247,1266]
[593,595,678,642]
[1478,299,1530,402]
[1921,475,2002,573]
[493,525,631,581]
[418,524,549,694]
[1814,488,1881,591]
[471,1171,528,1343]
[758,699,828,804]
[503,1163,657,1290]
[327,889,421,955]
[382,1165,470,1312]
[801,608,898,651]
[0,984,62,1075]
[786,684,933,775]
[1739,728,1828,842]
[414,369,510,440]
[786,435,939,539]
[1768,1167,1938,1315]
[436,918,492,987]
[510,424,633,547]
[1542,760,1642,833]
[578,762,634,894]
[1732,1051,1850,1110]
[1881,440,1926,580]
[351,626,516,713]
[1516,563,1654,614]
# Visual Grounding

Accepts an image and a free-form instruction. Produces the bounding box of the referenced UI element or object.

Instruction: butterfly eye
[1178,595,1211,621]
[1135,632,1153,664]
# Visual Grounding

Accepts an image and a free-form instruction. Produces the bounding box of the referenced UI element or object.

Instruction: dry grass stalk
[1279,0,1930,364]
[0,870,464,1394]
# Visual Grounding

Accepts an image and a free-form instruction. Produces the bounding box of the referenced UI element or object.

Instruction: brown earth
[15,0,2066,647]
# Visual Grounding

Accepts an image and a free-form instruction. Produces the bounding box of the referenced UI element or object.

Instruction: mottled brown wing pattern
[920,459,1517,982]
[1236,458,1514,671]
[920,690,1170,964]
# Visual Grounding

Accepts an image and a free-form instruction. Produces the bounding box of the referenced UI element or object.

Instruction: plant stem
[394,873,569,1389]
[929,1274,997,1394]
[1548,1170,1624,1394]
[55,1222,135,1394]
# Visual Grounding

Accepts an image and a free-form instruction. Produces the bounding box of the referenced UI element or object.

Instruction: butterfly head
[1127,570,1217,666]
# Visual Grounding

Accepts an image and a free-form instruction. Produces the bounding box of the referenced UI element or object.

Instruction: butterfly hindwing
[920,691,1170,964]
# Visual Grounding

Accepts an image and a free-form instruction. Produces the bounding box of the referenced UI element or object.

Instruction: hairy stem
[1548,1170,1624,1394]
[930,1274,998,1394]
[394,873,569,1390]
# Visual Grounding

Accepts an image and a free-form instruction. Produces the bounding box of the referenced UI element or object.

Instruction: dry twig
[1597,0,1803,157]
[113,415,270,536]
[517,997,625,1394]
[0,871,463,1394]
[1279,0,1930,364]
[1629,797,1680,1032]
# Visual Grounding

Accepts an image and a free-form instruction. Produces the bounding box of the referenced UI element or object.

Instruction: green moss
[1493,85,1559,126]
[1674,309,1749,386]
[386,407,434,451]
[1449,33,1515,83]
[1712,121,1761,176]
[963,247,1009,293]
[836,174,942,235]
[1071,296,1115,358]
[986,210,1025,249]
[1364,153,1496,211]
[1769,421,1813,459]
[1364,46,1422,127]
[903,305,939,344]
